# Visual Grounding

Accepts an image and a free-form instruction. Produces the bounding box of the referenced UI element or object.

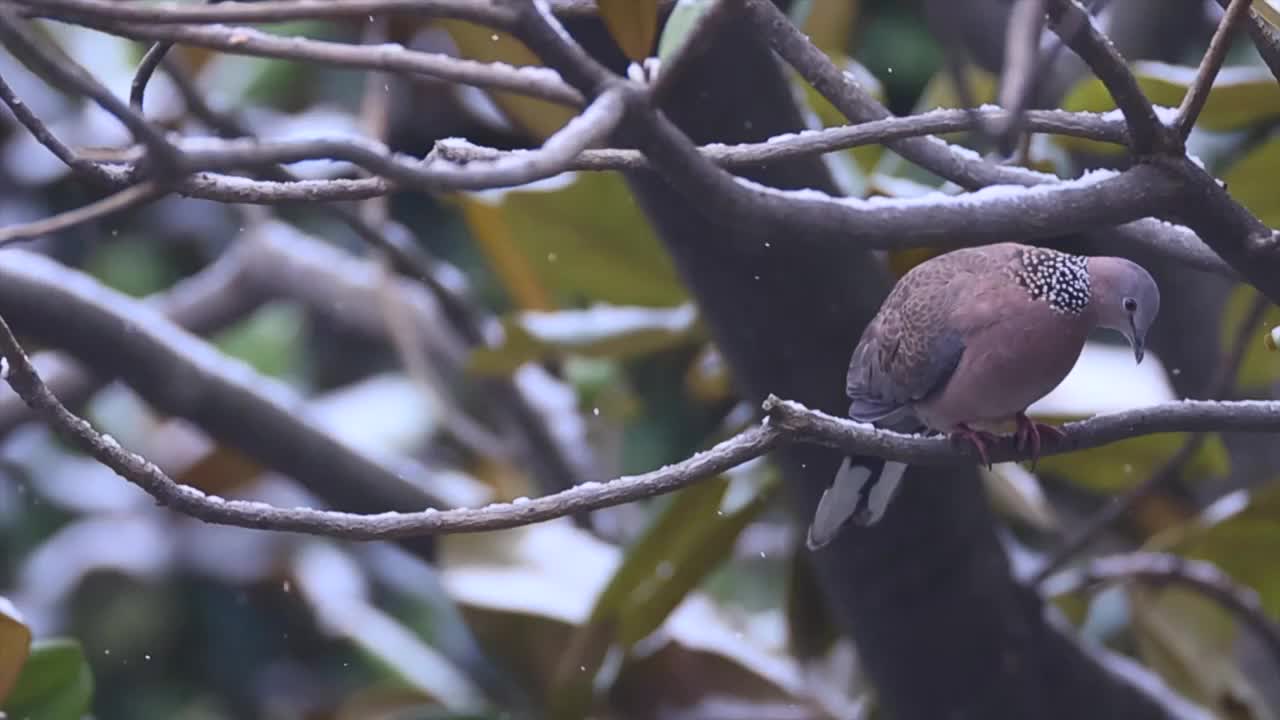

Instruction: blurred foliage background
[2,0,1280,718]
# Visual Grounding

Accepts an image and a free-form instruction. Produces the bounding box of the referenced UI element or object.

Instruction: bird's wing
[845,253,987,424]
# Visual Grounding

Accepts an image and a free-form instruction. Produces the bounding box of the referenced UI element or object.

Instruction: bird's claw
[1014,412,1064,470]
[951,424,998,469]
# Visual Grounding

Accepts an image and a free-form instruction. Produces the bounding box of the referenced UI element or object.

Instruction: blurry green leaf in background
[1182,484,1280,620]
[2,638,94,720]
[1061,62,1280,155]
[549,466,777,718]
[1222,136,1280,233]
[1130,586,1275,720]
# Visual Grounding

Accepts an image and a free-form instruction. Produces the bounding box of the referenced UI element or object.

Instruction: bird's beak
[1130,317,1144,364]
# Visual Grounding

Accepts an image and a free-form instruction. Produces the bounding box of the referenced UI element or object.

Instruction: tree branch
[0,182,165,245]
[1044,552,1280,667]
[2,269,1278,544]
[0,250,459,533]
[24,13,583,107]
[1175,0,1251,140]
[4,0,643,24]
[733,0,1232,279]
[435,106,1131,170]
[991,0,1048,151]
[0,12,181,173]
[1044,0,1167,154]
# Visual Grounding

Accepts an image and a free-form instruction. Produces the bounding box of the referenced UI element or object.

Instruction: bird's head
[1089,257,1161,364]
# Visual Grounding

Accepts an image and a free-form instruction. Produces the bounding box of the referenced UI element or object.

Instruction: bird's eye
[1123,297,1138,312]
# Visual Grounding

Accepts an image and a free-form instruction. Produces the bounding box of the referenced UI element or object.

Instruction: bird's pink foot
[950,423,998,469]
[1014,411,1065,470]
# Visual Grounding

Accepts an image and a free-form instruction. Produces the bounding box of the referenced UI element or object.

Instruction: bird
[806,242,1160,550]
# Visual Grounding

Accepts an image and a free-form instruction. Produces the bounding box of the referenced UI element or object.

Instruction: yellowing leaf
[455,173,685,308]
[1252,1,1280,35]
[911,62,998,115]
[684,344,733,404]
[802,0,861,55]
[0,598,31,704]
[599,0,659,61]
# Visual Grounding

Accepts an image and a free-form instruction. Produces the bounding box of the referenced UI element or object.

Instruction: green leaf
[796,58,883,183]
[1033,431,1230,492]
[911,62,998,115]
[439,520,830,716]
[657,0,714,63]
[1222,135,1280,231]
[82,238,181,298]
[548,469,777,719]
[870,62,997,185]
[599,0,659,62]
[3,638,94,720]
[0,598,31,704]
[458,174,685,309]
[469,304,702,375]
[1129,586,1275,720]
[1181,482,1280,619]
[1060,61,1280,154]
[1217,284,1280,392]
[210,301,305,380]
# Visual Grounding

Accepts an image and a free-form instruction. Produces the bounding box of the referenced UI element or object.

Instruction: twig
[0,12,181,174]
[0,182,165,245]
[130,41,174,110]
[0,250,458,520]
[737,0,1051,190]
[1213,0,1280,88]
[0,69,114,184]
[764,396,1280,466]
[1175,0,1251,140]
[1043,0,1166,154]
[0,300,784,537]
[435,106,1130,170]
[992,0,1048,152]
[1031,291,1272,585]
[733,0,1233,281]
[31,15,584,107]
[1044,551,1280,665]
[5,0,635,25]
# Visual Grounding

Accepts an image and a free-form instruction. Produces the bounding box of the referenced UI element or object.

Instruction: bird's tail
[806,455,908,550]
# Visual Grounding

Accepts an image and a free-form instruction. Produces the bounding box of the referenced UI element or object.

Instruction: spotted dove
[807,242,1160,550]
